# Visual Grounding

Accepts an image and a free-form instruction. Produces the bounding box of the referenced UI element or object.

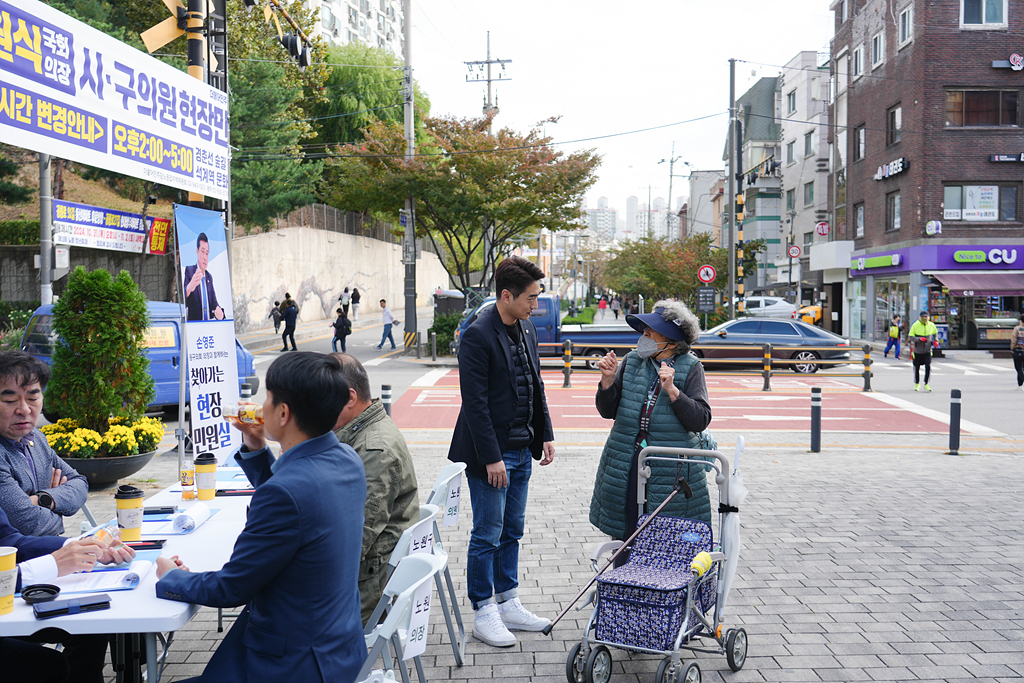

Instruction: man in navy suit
[448,256,555,648]
[184,232,224,321]
[155,352,366,683]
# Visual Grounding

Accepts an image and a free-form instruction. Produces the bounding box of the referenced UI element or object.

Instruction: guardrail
[542,342,875,392]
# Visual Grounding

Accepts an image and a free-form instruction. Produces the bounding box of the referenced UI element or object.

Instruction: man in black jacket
[281,296,298,352]
[447,256,555,648]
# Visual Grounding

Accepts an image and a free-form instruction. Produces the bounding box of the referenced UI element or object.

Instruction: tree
[324,114,601,291]
[0,155,32,205]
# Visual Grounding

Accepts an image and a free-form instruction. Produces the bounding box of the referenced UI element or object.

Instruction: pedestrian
[339,287,351,317]
[447,256,555,648]
[610,296,621,320]
[281,297,298,352]
[598,296,608,319]
[351,288,361,320]
[884,314,901,359]
[1012,313,1024,391]
[269,301,282,333]
[908,310,938,391]
[331,308,352,353]
[376,299,396,350]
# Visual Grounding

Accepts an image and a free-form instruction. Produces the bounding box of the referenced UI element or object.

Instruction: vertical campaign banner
[174,204,239,463]
[0,0,229,200]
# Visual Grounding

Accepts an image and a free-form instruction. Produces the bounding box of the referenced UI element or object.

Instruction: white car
[734,296,797,319]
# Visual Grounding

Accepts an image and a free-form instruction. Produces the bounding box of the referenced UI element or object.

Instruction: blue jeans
[884,337,900,358]
[332,336,346,353]
[466,446,533,610]
[379,323,395,349]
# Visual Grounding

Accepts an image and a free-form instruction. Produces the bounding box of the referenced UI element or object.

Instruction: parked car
[693,318,852,373]
[21,302,258,414]
[736,296,797,319]
[798,304,822,325]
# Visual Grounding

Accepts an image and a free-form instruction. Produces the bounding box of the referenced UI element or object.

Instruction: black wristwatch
[37,491,54,510]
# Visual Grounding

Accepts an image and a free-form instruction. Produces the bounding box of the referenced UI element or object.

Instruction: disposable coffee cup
[115,484,145,542]
[195,452,217,501]
[0,547,17,616]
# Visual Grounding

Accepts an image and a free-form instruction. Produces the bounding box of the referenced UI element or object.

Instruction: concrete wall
[229,227,451,332]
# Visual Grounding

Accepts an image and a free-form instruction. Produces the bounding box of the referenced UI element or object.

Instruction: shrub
[562,307,597,325]
[428,311,463,355]
[0,220,41,245]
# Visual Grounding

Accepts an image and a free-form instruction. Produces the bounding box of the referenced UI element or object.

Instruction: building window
[943,184,1018,221]
[803,181,815,206]
[871,31,885,67]
[899,6,913,45]
[852,45,864,78]
[853,125,865,160]
[804,131,814,157]
[961,0,1006,27]
[786,189,795,211]
[945,89,1018,126]
[855,204,865,237]
[787,90,797,115]
[786,140,795,164]
[887,192,901,231]
[887,105,902,144]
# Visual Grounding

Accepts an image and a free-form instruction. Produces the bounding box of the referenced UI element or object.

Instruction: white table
[0,468,252,682]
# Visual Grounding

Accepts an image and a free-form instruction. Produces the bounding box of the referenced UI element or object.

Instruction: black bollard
[382,384,392,417]
[810,387,821,453]
[562,340,573,388]
[948,389,961,456]
[761,343,772,392]
[861,344,873,392]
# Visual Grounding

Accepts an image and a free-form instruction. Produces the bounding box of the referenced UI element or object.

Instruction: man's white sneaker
[498,597,551,632]
[473,604,516,647]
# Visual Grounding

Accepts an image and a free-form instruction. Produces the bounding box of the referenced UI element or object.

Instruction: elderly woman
[590,299,713,548]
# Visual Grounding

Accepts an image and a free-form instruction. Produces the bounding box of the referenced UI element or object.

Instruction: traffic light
[280,32,312,69]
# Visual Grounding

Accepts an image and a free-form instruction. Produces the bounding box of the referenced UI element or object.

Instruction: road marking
[364,357,390,366]
[411,369,450,387]
[961,369,993,376]
[731,415,862,421]
[976,363,1009,372]
[864,392,1005,436]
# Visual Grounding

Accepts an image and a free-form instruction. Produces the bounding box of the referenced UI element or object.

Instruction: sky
[407,0,835,214]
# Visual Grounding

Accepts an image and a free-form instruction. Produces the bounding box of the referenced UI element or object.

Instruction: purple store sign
[850,244,1023,277]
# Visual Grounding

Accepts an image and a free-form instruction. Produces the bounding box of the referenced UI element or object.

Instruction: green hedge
[428,311,462,355]
[562,306,597,325]
[0,220,41,245]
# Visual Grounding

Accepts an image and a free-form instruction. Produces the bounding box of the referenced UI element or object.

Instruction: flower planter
[70,451,157,491]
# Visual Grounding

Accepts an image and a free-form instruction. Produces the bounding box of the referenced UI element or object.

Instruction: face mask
[636,335,665,358]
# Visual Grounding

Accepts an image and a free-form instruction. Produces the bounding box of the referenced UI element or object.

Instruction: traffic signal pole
[402,0,417,352]
[727,59,736,320]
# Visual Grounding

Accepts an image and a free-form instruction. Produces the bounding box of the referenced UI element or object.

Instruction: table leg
[145,633,159,683]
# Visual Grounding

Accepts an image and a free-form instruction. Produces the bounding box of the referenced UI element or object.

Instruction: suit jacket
[156,432,367,683]
[0,503,63,592]
[184,264,220,321]
[448,304,554,478]
[0,431,88,536]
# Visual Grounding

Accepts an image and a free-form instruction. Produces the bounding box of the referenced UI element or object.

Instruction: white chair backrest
[375,553,446,636]
[426,463,466,508]
[387,504,438,571]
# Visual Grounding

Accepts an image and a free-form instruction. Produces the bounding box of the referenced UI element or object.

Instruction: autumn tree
[323,115,601,291]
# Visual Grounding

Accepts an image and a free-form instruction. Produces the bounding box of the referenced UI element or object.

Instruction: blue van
[21,301,258,413]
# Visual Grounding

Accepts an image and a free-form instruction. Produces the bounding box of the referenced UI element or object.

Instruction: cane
[541,475,692,636]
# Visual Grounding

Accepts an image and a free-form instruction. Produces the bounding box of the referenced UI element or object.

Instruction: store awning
[930,271,1024,296]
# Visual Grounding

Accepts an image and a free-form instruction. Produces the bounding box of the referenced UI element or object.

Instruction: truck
[453,295,640,368]
[21,301,259,416]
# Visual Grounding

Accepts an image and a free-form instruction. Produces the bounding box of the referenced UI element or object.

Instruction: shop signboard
[962,186,998,221]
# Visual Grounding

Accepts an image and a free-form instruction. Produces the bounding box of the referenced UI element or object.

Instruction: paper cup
[195,452,217,501]
[0,547,16,616]
[115,484,145,542]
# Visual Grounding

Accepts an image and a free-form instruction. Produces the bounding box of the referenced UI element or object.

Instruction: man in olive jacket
[331,353,419,625]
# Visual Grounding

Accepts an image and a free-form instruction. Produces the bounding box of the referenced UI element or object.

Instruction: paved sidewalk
[68,424,1024,682]
[236,305,436,353]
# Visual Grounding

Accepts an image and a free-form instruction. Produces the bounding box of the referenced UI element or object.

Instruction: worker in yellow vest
[883,314,902,360]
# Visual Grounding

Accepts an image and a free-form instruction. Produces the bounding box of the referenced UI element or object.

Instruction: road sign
[696,287,716,314]
[697,264,717,283]
[788,245,802,259]
[816,221,830,236]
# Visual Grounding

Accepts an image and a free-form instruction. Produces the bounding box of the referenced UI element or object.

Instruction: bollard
[948,389,961,455]
[810,387,821,453]
[562,340,573,388]
[415,331,421,360]
[861,344,873,392]
[430,331,437,361]
[382,384,392,417]
[761,343,772,392]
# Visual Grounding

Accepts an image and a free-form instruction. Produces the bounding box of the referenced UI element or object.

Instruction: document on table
[142,503,218,535]
[52,560,155,594]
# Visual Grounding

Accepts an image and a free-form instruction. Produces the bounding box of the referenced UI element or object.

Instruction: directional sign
[816,221,830,236]
[697,264,717,283]
[788,245,802,259]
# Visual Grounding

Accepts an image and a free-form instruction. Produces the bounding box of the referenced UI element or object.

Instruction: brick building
[820,0,1024,348]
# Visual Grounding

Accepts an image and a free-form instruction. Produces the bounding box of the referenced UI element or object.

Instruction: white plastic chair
[364,505,439,633]
[358,553,446,683]
[423,463,467,667]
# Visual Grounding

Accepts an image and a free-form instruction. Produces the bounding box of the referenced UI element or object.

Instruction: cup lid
[195,452,217,464]
[114,484,144,499]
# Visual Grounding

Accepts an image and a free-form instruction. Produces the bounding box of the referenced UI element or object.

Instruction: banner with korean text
[53,199,170,255]
[0,0,229,200]
[174,204,239,463]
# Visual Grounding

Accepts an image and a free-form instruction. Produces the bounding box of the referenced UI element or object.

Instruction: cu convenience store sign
[0,0,229,200]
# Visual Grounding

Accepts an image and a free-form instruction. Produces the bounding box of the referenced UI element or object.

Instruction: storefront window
[875,278,910,342]
[849,279,866,339]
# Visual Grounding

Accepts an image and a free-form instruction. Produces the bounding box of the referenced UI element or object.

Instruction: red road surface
[392,370,955,433]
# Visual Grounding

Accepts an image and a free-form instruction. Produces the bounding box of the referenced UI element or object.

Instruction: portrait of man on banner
[177,212,232,322]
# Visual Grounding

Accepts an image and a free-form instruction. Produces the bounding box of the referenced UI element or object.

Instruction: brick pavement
[65,425,1024,683]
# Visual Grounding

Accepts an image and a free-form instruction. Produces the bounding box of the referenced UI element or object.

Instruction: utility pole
[39,154,52,305]
[660,142,682,240]
[727,58,736,320]
[402,0,417,352]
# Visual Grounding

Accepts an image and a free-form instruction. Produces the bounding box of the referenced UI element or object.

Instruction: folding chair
[422,463,467,666]
[358,553,446,683]
[364,505,439,632]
